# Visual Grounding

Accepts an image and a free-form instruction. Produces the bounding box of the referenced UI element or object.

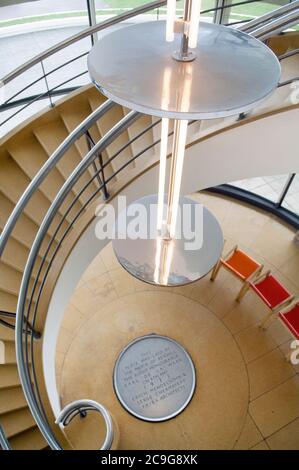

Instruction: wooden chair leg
[259,310,274,330]
[236,282,250,302]
[210,260,221,281]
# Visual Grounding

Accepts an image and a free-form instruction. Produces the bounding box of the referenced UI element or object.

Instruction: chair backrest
[253,273,291,308]
[224,249,260,279]
[279,304,299,339]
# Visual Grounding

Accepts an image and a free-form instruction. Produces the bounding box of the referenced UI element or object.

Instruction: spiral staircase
[0,0,299,450]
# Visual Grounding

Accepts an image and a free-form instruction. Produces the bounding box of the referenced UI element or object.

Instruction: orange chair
[210,245,263,301]
[238,270,295,329]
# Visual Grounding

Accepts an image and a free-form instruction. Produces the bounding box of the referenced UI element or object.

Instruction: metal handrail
[4,52,89,107]
[0,425,11,450]
[1,87,79,112]
[55,400,114,450]
[240,0,299,33]
[1,0,298,128]
[24,117,192,347]
[279,48,299,60]
[0,99,115,255]
[0,310,40,338]
[0,311,15,331]
[249,8,299,41]
[15,110,140,449]
[3,35,299,117]
[1,70,89,128]
[1,0,168,86]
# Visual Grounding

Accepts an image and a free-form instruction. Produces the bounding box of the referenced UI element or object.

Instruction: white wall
[43,106,299,416]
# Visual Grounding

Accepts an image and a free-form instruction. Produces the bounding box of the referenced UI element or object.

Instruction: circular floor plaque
[113,335,196,422]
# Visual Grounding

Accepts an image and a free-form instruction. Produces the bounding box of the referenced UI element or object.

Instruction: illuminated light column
[189,0,201,48]
[166,118,189,239]
[166,0,176,42]
[159,59,193,240]
[154,235,174,285]
[157,117,169,233]
[157,67,171,234]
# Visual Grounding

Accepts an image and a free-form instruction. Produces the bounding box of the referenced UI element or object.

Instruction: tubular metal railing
[0,310,40,338]
[55,400,115,450]
[0,425,11,450]
[0,0,299,451]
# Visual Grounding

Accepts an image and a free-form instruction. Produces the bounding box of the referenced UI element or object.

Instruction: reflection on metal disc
[112,195,224,287]
[113,335,196,422]
[88,21,280,119]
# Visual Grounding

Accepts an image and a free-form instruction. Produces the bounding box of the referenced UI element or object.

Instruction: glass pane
[230,174,290,203]
[0,1,89,70]
[226,0,291,26]
[201,0,218,21]
[282,174,299,215]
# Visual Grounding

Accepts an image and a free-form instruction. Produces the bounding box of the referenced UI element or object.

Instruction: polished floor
[56,192,299,450]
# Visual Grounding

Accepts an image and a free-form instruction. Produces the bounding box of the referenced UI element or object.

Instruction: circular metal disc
[112,195,224,287]
[88,20,281,119]
[113,334,196,422]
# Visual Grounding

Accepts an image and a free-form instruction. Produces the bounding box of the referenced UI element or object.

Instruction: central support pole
[180,0,192,59]
[172,0,199,62]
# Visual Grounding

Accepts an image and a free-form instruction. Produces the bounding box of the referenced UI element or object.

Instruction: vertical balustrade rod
[87,0,98,45]
[85,130,110,199]
[41,61,53,108]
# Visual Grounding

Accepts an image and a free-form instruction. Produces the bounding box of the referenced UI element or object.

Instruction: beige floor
[56,192,299,450]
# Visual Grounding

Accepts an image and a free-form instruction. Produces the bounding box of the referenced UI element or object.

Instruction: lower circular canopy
[112,195,224,287]
[88,20,281,120]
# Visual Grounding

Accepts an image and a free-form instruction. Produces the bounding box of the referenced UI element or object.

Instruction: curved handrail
[249,9,299,41]
[239,0,299,33]
[0,99,115,256]
[1,0,167,85]
[56,400,114,450]
[279,48,299,60]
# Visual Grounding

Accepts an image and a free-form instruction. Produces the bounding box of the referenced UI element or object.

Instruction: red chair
[269,299,299,362]
[210,245,263,301]
[279,300,299,340]
[238,270,295,328]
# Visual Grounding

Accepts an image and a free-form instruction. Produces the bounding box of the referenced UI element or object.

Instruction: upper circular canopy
[88,20,281,120]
